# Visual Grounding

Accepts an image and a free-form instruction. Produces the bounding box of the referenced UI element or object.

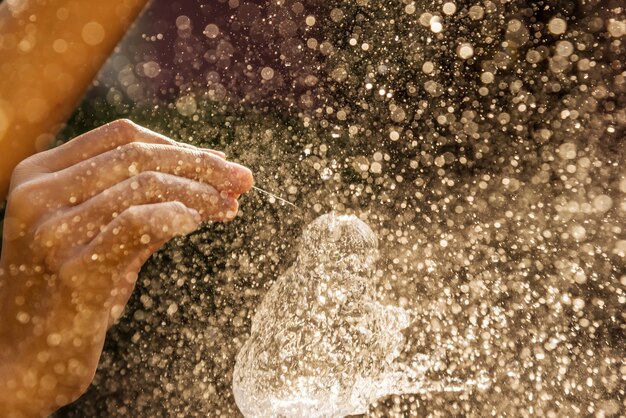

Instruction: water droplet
[260,67,275,80]
[457,43,474,60]
[442,2,456,15]
[592,194,612,212]
[548,17,567,35]
[203,23,220,38]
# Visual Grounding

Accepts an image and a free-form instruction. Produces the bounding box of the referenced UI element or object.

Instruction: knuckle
[117,141,148,161]
[9,180,39,205]
[8,177,59,220]
[108,206,139,234]
[33,219,54,242]
[121,202,189,234]
[9,157,40,186]
[122,205,143,224]
[167,200,189,214]
[117,209,146,234]
[12,157,32,175]
[109,118,138,139]
[135,171,167,188]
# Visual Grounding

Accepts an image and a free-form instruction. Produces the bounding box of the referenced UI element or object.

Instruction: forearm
[0,270,104,417]
[0,341,57,418]
[0,307,106,417]
[0,0,150,200]
[0,288,47,418]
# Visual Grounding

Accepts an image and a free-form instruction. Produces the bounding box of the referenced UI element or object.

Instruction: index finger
[32,143,253,205]
[32,119,231,174]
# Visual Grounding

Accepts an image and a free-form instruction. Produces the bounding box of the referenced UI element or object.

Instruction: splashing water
[233,213,488,418]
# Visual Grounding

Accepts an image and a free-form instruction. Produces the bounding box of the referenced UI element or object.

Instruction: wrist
[0,360,59,418]
[0,270,84,417]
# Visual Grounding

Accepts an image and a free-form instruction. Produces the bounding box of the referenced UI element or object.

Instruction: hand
[0,119,253,417]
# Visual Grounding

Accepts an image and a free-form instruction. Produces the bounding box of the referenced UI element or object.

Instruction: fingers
[16,119,228,182]
[59,201,201,310]
[36,171,238,267]
[35,120,186,172]
[34,142,254,206]
[205,149,226,159]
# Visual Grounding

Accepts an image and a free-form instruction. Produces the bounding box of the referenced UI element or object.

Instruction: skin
[0,119,254,417]
[0,0,151,200]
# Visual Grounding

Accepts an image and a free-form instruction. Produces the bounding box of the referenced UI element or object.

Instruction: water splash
[233,213,488,418]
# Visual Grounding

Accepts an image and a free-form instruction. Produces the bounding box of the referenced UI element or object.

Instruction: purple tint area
[97,0,325,107]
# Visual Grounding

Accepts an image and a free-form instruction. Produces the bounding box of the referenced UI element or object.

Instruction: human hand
[0,119,253,417]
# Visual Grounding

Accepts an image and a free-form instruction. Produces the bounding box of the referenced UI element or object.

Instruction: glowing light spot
[16,311,30,324]
[330,8,344,23]
[176,95,197,116]
[442,2,457,15]
[430,16,443,33]
[555,40,574,57]
[47,333,62,347]
[481,72,495,84]
[607,19,626,37]
[142,61,161,78]
[167,303,179,316]
[457,43,474,59]
[81,22,105,46]
[56,7,69,20]
[203,23,220,38]
[261,67,275,80]
[592,195,612,212]
[548,17,567,35]
[570,225,586,241]
[557,142,577,160]
[468,5,484,20]
[52,39,68,53]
